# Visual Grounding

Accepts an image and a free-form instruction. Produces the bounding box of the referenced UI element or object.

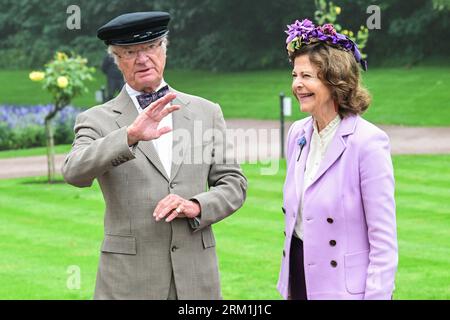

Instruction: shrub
[0,105,81,151]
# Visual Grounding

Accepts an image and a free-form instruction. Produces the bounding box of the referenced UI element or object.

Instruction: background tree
[29,52,95,183]
[1,0,448,70]
[314,0,369,59]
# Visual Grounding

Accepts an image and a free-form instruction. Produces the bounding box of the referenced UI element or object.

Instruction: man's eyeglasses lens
[116,41,163,59]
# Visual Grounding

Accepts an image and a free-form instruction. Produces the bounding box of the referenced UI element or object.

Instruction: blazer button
[171,246,178,252]
[330,260,338,268]
[283,231,286,236]
[170,183,177,189]
[329,240,337,247]
[281,207,286,214]
[283,250,286,257]
[327,218,334,224]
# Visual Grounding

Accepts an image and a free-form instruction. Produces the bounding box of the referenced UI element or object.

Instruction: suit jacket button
[283,231,286,236]
[171,246,178,252]
[281,207,286,214]
[329,240,337,247]
[330,260,338,268]
[170,183,177,189]
[283,250,286,257]
[327,218,334,224]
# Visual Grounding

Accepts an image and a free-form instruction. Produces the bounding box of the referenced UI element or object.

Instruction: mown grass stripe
[0,155,449,299]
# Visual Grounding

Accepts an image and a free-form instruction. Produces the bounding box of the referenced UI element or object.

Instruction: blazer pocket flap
[101,234,137,255]
[344,250,369,268]
[201,228,216,249]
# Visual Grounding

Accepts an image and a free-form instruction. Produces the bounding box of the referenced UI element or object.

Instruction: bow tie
[136,85,170,109]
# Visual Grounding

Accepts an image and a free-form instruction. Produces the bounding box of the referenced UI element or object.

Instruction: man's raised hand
[127,93,180,146]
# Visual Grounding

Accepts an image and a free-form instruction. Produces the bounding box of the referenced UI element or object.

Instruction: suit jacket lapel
[169,89,192,181]
[294,118,314,203]
[113,87,170,182]
[307,115,358,188]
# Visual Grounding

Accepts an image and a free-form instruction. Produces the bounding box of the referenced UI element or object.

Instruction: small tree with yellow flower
[29,52,95,183]
[314,0,369,59]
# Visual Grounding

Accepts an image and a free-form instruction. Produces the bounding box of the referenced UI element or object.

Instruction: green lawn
[0,145,72,159]
[0,156,449,299]
[1,67,449,126]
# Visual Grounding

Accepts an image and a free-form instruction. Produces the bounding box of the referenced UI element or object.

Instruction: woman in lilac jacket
[277,19,398,300]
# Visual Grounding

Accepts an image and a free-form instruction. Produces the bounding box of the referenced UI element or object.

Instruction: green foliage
[314,0,369,59]
[433,0,450,10]
[0,123,13,150]
[30,52,95,108]
[0,0,448,69]
[0,122,74,151]
[11,125,47,149]
[314,0,342,29]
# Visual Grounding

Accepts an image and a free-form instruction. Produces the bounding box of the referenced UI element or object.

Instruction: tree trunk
[45,117,56,183]
[44,102,65,184]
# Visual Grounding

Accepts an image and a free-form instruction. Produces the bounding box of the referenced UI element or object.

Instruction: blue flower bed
[0,105,82,150]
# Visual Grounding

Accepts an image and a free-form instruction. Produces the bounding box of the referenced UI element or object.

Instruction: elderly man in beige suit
[62,11,247,300]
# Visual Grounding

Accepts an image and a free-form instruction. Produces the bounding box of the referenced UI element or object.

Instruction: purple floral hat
[285,18,367,71]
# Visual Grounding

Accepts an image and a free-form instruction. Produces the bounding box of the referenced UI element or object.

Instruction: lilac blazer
[277,114,398,300]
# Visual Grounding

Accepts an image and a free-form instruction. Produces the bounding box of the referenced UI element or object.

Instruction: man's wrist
[190,200,201,217]
[127,127,139,146]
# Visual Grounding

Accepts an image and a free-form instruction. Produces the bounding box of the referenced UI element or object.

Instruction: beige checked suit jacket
[62,86,247,299]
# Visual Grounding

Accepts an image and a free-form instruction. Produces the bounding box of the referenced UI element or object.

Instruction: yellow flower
[342,30,349,36]
[349,31,354,37]
[57,76,69,88]
[335,6,341,14]
[56,52,68,61]
[29,71,45,82]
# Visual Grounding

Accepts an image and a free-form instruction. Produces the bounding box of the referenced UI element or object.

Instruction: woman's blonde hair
[290,42,371,116]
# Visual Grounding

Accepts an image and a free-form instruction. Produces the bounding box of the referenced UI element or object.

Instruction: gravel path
[1,120,449,179]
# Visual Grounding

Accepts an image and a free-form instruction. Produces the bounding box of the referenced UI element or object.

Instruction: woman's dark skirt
[289,235,308,300]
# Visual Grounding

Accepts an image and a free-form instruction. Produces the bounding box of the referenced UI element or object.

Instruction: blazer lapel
[307,115,358,188]
[169,89,193,181]
[294,118,314,203]
[113,87,170,182]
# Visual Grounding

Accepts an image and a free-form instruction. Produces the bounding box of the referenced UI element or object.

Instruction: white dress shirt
[294,114,341,240]
[126,80,173,178]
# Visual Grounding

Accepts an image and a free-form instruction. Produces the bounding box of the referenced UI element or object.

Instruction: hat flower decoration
[285,18,367,71]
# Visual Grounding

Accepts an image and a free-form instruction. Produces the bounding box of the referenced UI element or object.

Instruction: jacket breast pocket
[344,250,369,294]
[101,234,137,255]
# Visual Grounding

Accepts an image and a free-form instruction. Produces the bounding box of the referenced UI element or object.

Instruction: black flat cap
[97,12,170,46]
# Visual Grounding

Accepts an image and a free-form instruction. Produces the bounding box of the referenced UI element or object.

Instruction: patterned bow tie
[136,85,170,109]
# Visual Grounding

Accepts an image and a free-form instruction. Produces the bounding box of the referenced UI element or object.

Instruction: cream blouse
[294,114,342,240]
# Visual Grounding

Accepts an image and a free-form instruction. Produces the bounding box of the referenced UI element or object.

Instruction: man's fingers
[165,204,185,222]
[165,210,179,222]
[157,126,172,137]
[158,105,181,119]
[153,195,188,222]
[154,196,182,221]
[157,199,179,221]
[145,93,177,115]
[151,126,172,140]
[153,195,170,217]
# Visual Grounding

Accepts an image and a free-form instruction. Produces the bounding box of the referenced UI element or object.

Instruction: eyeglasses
[114,40,164,60]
